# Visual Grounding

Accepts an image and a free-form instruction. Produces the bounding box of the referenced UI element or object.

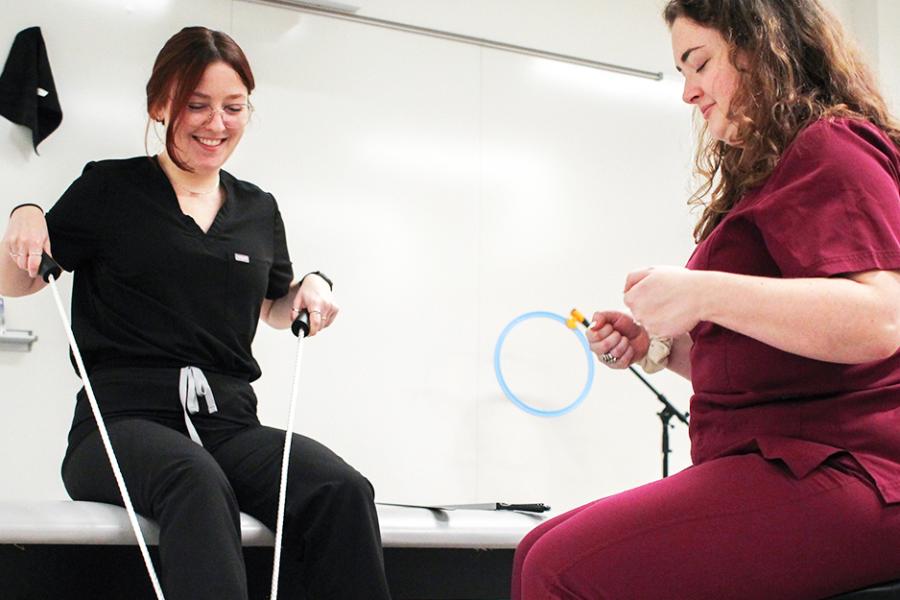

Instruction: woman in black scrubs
[0,26,391,600]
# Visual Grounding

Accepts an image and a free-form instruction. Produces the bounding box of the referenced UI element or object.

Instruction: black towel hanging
[0,26,63,153]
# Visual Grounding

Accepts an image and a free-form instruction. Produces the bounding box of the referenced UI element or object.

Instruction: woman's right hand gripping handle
[1,205,52,296]
[586,310,650,369]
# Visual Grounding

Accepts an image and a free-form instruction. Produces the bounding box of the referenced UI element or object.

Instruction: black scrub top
[45,156,293,382]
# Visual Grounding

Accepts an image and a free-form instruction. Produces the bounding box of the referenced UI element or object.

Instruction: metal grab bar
[240,0,664,80]
[0,296,38,352]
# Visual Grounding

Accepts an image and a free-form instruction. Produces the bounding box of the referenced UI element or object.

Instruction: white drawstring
[178,366,217,446]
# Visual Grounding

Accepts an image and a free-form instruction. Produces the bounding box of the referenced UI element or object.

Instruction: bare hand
[586,310,650,369]
[292,274,339,336]
[623,266,707,337]
[3,206,51,278]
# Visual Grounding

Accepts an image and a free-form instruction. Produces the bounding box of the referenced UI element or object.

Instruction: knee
[518,531,596,599]
[289,464,375,518]
[516,524,548,564]
[324,466,375,507]
[519,538,560,593]
[163,453,236,508]
[340,467,375,499]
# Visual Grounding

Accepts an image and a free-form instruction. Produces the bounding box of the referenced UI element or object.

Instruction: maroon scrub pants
[512,453,900,599]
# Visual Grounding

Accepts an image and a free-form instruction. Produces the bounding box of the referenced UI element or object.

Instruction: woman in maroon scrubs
[512,1,900,598]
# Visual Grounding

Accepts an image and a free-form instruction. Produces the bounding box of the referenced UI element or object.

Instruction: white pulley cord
[42,251,311,600]
[46,273,166,600]
[270,312,308,599]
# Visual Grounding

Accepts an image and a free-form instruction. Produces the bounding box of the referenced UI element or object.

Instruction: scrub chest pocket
[226,250,272,332]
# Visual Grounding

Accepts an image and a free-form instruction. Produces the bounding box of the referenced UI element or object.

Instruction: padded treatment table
[0,500,549,599]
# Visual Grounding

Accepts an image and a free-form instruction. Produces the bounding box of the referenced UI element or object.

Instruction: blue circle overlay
[493,311,595,417]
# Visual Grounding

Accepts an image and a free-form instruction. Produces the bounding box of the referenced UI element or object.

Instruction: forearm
[261,282,300,330]
[700,270,900,363]
[0,253,44,297]
[665,333,692,379]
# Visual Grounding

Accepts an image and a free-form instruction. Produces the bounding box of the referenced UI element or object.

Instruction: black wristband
[9,203,43,218]
[299,270,333,291]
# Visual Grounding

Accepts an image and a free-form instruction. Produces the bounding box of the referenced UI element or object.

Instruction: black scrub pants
[60,369,391,600]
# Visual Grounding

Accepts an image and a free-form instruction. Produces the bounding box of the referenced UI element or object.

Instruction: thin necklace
[172,176,221,196]
[157,154,221,196]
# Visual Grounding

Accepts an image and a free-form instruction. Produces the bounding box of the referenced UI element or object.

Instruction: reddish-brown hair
[146,26,255,171]
[664,0,900,242]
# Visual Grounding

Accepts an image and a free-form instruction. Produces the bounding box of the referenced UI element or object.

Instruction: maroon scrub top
[686,117,900,502]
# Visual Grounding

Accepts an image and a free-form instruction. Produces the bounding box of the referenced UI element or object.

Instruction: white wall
[875,0,900,109]
[824,0,899,110]
[0,0,896,514]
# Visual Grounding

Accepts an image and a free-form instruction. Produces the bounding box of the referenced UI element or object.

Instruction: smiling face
[160,61,250,175]
[671,17,742,145]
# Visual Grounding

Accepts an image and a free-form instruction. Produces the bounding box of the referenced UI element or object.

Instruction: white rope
[47,275,166,600]
[270,327,306,599]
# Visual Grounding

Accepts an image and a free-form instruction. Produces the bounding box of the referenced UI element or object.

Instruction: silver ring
[600,353,618,364]
[9,252,21,258]
[28,251,42,256]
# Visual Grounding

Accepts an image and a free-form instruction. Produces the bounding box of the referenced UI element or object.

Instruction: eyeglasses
[185,102,253,126]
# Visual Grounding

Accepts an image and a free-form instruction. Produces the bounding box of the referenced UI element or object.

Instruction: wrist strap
[636,336,674,374]
[9,203,43,218]
[299,270,333,291]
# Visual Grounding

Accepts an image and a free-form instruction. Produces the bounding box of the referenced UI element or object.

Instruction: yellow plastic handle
[570,308,590,328]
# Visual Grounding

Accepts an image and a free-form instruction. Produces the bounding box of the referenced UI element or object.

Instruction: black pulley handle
[39,252,62,282]
[291,309,310,338]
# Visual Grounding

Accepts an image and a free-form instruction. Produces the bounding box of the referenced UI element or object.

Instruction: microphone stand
[566,308,688,477]
[627,365,689,478]
[567,309,689,478]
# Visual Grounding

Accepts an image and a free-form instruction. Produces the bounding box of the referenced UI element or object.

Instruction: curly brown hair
[664,0,900,242]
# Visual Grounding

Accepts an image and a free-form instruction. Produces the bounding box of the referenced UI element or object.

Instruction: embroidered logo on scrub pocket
[234,253,250,263]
